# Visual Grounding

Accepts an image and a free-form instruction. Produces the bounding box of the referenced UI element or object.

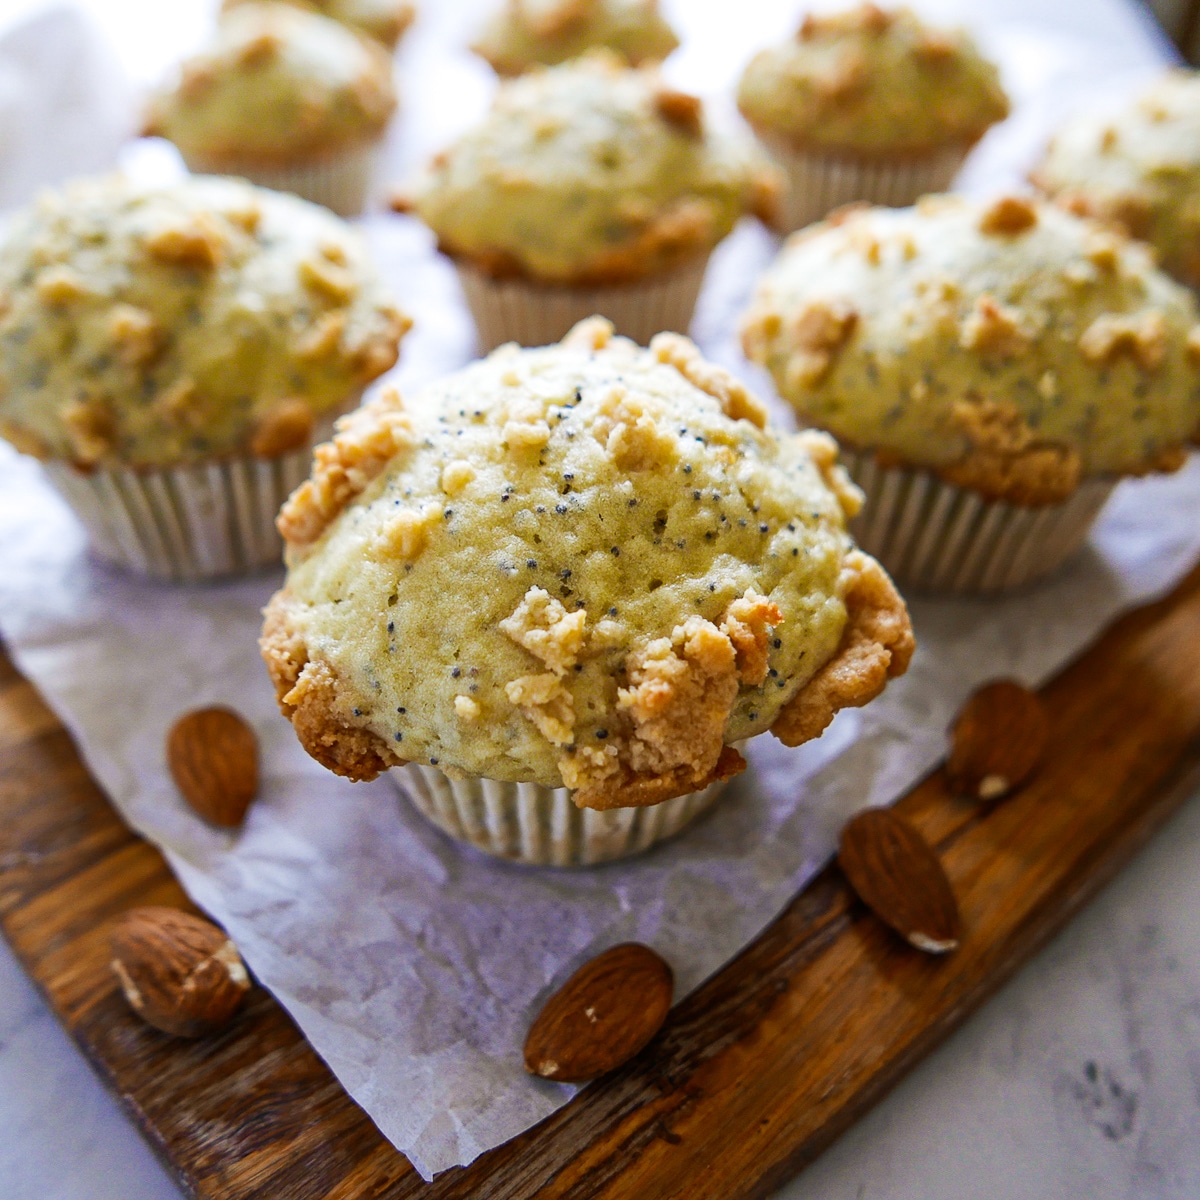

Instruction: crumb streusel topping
[471,0,678,76]
[223,0,416,50]
[409,52,779,286]
[742,195,1200,504]
[0,174,409,468]
[737,4,1008,156]
[145,1,396,167]
[262,318,913,808]
[1034,70,1200,290]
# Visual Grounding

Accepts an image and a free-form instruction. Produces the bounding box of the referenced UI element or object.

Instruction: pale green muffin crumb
[262,319,914,807]
[224,0,416,49]
[145,2,396,168]
[737,3,1008,156]
[410,52,779,286]
[472,0,678,76]
[0,174,410,468]
[1034,70,1200,290]
[742,195,1200,505]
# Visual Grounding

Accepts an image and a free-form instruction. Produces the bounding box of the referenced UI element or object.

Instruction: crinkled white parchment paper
[0,0,1195,1181]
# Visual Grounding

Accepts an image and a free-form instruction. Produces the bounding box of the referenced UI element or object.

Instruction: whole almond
[838,809,961,954]
[947,680,1048,801]
[524,944,673,1083]
[167,706,258,827]
[110,906,251,1038]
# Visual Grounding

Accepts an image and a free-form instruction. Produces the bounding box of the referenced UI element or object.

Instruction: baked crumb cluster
[262,319,913,808]
[1033,70,1200,290]
[742,195,1200,504]
[472,0,679,76]
[0,175,409,468]
[736,4,1008,155]
[408,52,780,286]
[223,0,416,50]
[144,1,396,168]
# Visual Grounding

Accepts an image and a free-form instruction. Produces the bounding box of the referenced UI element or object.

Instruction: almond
[523,944,673,1083]
[110,907,251,1038]
[838,808,961,954]
[947,680,1048,801]
[167,706,259,827]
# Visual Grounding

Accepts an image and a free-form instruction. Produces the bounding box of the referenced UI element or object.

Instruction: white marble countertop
[4,0,1200,1195]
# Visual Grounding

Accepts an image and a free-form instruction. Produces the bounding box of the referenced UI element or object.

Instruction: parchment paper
[0,0,1196,1181]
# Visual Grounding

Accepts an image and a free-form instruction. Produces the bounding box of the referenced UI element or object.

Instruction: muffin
[144,2,397,216]
[0,173,410,581]
[737,4,1009,233]
[261,317,913,866]
[471,0,678,76]
[741,195,1200,593]
[1033,70,1200,292]
[223,0,417,50]
[398,51,779,351]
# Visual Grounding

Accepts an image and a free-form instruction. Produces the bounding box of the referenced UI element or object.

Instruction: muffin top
[742,195,1200,505]
[408,53,779,286]
[0,174,410,469]
[223,0,417,50]
[1034,71,1200,289]
[737,4,1008,155]
[262,318,913,808]
[471,0,679,76]
[144,2,397,167]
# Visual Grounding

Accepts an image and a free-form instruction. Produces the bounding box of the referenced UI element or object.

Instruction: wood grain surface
[4,562,1200,1199]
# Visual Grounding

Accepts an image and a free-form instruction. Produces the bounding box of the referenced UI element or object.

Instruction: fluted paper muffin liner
[839,448,1117,595]
[455,256,710,352]
[42,416,339,583]
[759,135,969,233]
[393,757,738,867]
[183,142,377,217]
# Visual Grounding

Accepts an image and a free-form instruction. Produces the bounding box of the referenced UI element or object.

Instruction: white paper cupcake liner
[41,417,338,583]
[393,758,738,867]
[183,142,376,217]
[760,135,969,233]
[839,448,1117,595]
[455,256,710,352]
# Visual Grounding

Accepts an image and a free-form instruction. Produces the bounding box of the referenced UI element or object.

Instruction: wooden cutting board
[4,562,1200,1199]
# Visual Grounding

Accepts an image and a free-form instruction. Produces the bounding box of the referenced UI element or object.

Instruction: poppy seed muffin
[0,174,408,469]
[472,0,678,76]
[146,2,397,215]
[737,4,1008,231]
[742,195,1200,591]
[0,173,409,579]
[402,51,779,349]
[1033,70,1200,291]
[738,5,1007,158]
[262,318,912,859]
[224,0,417,50]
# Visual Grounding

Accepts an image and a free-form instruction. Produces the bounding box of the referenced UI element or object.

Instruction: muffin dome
[742,195,1200,504]
[144,2,396,167]
[472,0,678,76]
[737,4,1008,155]
[1033,71,1200,290]
[409,52,779,286]
[223,0,416,50]
[0,174,410,468]
[262,318,913,809]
